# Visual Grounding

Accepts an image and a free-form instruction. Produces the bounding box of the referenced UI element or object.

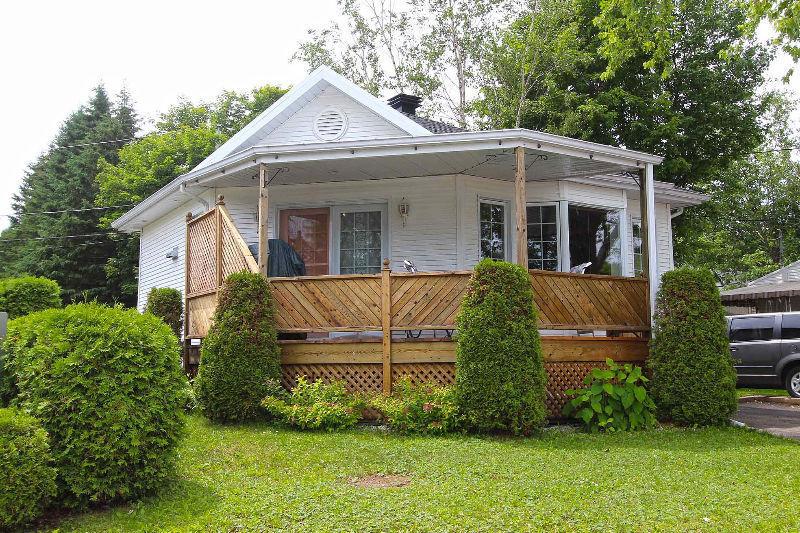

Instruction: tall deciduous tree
[479,0,771,190]
[294,0,513,127]
[0,86,138,303]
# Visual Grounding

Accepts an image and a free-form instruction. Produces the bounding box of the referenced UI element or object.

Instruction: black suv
[728,312,800,397]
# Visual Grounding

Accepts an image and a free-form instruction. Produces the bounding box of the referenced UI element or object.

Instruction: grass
[44,415,799,532]
[737,387,789,397]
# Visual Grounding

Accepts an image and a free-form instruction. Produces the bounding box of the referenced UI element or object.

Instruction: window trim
[478,198,509,261]
[566,202,624,276]
[526,201,561,271]
[331,203,389,275]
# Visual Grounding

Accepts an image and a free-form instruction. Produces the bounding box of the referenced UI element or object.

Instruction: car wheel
[785,366,800,398]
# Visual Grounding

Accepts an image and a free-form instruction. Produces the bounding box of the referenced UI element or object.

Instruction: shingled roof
[401,112,465,134]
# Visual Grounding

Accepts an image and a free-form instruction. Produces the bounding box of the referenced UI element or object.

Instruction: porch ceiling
[188,147,639,189]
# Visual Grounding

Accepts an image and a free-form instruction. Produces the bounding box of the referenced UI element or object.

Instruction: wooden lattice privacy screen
[185,201,650,417]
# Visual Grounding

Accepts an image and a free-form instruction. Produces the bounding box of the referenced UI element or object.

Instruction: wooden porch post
[381,259,392,394]
[514,146,528,268]
[258,163,269,276]
[215,195,224,291]
[639,164,658,324]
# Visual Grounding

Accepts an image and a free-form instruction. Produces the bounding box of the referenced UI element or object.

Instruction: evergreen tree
[0,86,138,304]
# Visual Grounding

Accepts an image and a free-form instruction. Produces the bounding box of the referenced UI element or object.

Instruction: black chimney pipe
[387,93,422,115]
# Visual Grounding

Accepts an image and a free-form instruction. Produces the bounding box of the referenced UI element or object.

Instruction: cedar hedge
[454,259,547,435]
[0,408,56,529]
[0,276,61,319]
[649,267,738,426]
[145,287,184,337]
[4,303,186,508]
[195,272,282,423]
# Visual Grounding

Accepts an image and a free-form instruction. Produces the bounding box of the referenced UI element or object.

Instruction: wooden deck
[185,200,650,417]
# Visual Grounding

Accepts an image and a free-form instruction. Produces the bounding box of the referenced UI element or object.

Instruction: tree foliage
[144,287,184,337]
[674,94,800,286]
[0,276,62,319]
[4,303,186,508]
[454,259,547,435]
[479,0,771,190]
[195,272,282,423]
[649,268,738,426]
[0,87,138,304]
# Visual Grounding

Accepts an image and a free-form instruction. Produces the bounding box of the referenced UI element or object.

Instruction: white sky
[0,1,797,232]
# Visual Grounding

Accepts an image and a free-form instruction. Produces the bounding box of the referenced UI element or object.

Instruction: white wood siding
[255,86,407,146]
[136,177,678,309]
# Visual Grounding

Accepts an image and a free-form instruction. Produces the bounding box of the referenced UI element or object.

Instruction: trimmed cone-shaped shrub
[0,276,61,319]
[4,303,186,508]
[195,272,281,423]
[145,287,184,337]
[649,267,737,426]
[0,408,56,529]
[455,259,547,434]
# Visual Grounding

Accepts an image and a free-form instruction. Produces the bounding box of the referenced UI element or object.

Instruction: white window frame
[565,202,625,276]
[331,203,390,275]
[478,198,509,261]
[526,202,561,271]
[631,217,643,276]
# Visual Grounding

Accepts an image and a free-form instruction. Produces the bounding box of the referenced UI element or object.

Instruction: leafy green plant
[195,272,282,423]
[144,287,183,337]
[3,303,186,508]
[261,377,364,431]
[455,259,547,435]
[649,267,738,426]
[563,359,656,432]
[370,377,460,435]
[0,408,57,528]
[0,276,61,319]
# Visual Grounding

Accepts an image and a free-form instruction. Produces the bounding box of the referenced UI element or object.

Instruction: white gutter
[670,206,685,219]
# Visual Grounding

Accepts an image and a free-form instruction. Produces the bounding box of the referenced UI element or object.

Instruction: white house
[113,66,706,312]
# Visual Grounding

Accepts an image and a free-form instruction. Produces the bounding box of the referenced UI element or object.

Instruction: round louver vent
[313,107,348,141]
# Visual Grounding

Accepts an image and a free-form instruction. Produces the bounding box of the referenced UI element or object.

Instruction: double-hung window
[335,206,386,274]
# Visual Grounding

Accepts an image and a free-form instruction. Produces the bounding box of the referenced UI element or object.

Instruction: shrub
[454,259,547,435]
[0,276,61,319]
[563,359,656,432]
[0,408,56,528]
[4,303,186,508]
[370,377,459,435]
[261,377,364,430]
[144,287,183,337]
[649,267,738,426]
[194,272,282,423]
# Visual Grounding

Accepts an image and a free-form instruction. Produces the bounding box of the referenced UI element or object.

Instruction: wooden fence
[185,200,650,417]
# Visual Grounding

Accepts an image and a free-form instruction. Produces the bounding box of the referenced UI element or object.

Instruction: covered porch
[178,130,679,416]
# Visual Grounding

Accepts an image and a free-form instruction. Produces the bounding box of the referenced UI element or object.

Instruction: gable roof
[194,66,432,171]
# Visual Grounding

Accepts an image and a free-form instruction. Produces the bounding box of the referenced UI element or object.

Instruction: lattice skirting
[280,360,636,419]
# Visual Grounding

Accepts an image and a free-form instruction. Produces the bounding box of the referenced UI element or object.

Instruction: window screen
[781,314,800,340]
[730,316,775,342]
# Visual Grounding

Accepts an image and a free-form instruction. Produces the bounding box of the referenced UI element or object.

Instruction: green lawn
[737,387,789,397]
[45,415,799,532]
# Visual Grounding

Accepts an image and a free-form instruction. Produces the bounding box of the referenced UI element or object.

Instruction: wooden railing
[184,200,650,416]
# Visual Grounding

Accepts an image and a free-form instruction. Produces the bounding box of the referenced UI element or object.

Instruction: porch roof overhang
[113,129,704,232]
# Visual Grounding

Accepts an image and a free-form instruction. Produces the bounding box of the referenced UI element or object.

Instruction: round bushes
[144,287,184,337]
[0,408,56,528]
[649,267,738,426]
[4,303,186,508]
[0,276,61,319]
[195,272,281,423]
[455,259,547,434]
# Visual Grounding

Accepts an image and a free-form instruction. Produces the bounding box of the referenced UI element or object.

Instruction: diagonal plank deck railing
[184,199,650,417]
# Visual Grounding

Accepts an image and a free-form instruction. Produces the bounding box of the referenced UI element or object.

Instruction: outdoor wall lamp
[399,197,410,227]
